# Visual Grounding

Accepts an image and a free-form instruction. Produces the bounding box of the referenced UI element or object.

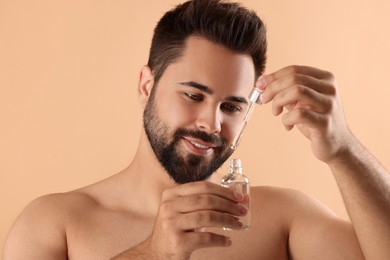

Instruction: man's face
[143,36,255,184]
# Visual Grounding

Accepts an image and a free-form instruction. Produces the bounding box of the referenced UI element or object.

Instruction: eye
[222,103,242,113]
[185,92,203,101]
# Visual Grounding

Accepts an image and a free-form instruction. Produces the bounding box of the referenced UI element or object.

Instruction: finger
[265,65,335,83]
[163,181,243,203]
[269,72,336,94]
[271,85,332,116]
[258,65,336,102]
[183,232,232,250]
[177,210,244,231]
[261,74,336,104]
[282,108,328,131]
[168,194,248,217]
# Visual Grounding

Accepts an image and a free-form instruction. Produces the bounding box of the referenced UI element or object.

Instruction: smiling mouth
[182,137,216,155]
[189,140,211,149]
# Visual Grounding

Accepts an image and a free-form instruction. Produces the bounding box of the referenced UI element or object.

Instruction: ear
[138,65,155,108]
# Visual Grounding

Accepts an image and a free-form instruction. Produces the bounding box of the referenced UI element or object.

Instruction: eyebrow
[178,81,213,94]
[178,81,248,105]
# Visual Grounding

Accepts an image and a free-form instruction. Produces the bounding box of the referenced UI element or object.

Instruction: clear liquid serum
[221,158,251,230]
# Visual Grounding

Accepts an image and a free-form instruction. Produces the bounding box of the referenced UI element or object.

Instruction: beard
[143,89,233,184]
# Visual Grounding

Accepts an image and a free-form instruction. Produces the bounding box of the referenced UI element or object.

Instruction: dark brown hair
[147,0,267,85]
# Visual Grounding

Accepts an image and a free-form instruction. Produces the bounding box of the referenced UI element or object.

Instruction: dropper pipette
[231,88,262,150]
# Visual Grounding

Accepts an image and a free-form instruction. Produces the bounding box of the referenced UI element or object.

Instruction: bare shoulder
[251,186,364,259]
[3,191,97,260]
[248,186,338,238]
[251,185,337,217]
[251,186,347,237]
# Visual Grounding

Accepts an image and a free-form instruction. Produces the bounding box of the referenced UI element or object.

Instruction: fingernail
[238,204,247,215]
[256,77,267,90]
[226,237,232,246]
[260,92,268,104]
[272,106,279,116]
[233,191,243,201]
[194,227,206,232]
[236,219,243,228]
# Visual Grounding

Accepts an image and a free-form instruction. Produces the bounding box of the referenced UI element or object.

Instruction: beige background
[1,0,390,253]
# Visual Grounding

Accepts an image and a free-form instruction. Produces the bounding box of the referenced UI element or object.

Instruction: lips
[182,137,216,155]
[189,141,210,149]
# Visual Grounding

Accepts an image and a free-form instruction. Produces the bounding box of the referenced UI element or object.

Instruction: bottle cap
[249,88,262,104]
[229,158,242,171]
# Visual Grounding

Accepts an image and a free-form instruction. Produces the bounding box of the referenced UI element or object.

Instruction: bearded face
[141,37,255,184]
[143,88,234,184]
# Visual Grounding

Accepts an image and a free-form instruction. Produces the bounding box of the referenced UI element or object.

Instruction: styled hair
[147,0,267,85]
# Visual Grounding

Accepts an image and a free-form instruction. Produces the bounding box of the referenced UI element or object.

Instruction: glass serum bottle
[221,158,251,230]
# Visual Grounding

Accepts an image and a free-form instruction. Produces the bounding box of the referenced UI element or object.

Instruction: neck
[119,130,225,216]
[121,130,178,215]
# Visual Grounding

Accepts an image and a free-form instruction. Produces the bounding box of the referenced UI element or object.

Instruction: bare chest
[192,226,288,260]
[66,210,153,260]
[65,211,289,260]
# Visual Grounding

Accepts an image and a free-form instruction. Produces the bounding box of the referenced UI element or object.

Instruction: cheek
[157,97,198,127]
[221,118,242,143]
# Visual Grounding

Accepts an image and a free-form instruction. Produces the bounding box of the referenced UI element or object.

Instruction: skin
[4,36,390,260]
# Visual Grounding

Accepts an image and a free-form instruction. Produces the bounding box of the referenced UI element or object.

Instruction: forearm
[329,135,390,259]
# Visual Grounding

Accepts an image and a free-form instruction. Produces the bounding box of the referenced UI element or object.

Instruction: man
[4,0,390,259]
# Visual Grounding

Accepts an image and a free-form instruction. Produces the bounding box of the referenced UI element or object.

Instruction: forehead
[160,36,256,97]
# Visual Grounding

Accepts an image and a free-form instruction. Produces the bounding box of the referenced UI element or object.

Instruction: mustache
[174,128,227,148]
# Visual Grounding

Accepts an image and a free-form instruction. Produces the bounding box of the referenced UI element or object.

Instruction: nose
[195,106,222,134]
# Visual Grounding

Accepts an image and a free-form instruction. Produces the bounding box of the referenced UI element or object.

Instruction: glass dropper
[231,88,262,150]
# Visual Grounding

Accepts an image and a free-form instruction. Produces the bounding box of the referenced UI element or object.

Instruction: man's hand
[257,65,390,259]
[113,181,246,260]
[257,65,352,163]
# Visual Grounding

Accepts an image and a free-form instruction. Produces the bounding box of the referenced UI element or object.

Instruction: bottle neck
[228,167,243,175]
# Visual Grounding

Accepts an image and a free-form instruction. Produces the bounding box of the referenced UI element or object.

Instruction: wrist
[110,239,160,260]
[326,133,360,169]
